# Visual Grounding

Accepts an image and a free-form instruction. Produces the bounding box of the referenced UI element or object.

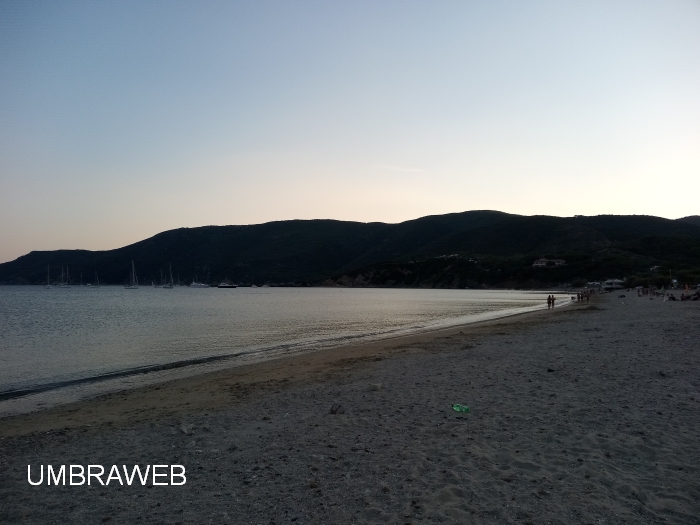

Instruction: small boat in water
[44,265,51,289]
[217,282,237,288]
[190,272,209,288]
[152,269,165,288]
[87,271,100,288]
[163,264,174,289]
[124,261,139,289]
[57,266,71,288]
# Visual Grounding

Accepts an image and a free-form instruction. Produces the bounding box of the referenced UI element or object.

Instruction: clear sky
[1,0,698,263]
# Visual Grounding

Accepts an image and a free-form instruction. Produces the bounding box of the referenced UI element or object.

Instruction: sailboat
[124,261,139,289]
[87,271,100,288]
[44,265,51,289]
[153,269,164,288]
[57,266,71,288]
[163,263,174,289]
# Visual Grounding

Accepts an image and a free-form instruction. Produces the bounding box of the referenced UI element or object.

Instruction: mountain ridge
[1,211,699,286]
[678,215,700,227]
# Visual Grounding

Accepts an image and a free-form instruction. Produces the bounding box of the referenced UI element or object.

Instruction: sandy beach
[1,293,698,524]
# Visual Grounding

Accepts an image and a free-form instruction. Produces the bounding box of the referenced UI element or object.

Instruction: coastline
[2,293,698,524]
[0,291,569,418]
[0,296,572,436]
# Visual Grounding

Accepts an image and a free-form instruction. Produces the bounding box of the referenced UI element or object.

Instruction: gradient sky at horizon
[1,0,699,263]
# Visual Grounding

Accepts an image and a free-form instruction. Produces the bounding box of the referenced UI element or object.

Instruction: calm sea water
[0,286,567,415]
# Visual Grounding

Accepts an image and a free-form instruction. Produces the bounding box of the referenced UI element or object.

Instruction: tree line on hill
[1,211,699,288]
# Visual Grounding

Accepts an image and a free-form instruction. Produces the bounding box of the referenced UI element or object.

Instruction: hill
[678,215,700,228]
[1,211,699,287]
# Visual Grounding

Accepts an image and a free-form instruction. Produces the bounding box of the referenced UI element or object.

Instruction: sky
[1,0,699,263]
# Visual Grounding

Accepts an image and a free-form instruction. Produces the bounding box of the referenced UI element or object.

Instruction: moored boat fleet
[43,261,243,289]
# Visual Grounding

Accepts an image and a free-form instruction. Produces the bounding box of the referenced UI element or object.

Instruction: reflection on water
[0,286,567,415]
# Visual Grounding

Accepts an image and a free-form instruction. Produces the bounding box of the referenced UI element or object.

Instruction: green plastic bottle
[452,404,470,413]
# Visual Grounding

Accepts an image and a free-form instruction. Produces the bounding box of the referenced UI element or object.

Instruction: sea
[0,286,570,416]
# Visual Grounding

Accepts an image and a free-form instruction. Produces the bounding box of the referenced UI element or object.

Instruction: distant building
[532,258,566,268]
[603,279,625,290]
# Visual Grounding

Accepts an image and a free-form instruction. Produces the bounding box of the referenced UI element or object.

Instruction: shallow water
[0,286,567,415]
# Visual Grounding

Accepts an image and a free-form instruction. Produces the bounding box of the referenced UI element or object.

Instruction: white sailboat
[163,263,174,289]
[124,261,139,289]
[57,266,71,288]
[44,265,51,289]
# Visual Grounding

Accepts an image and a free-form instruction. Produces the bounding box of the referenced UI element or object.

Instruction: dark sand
[1,293,698,524]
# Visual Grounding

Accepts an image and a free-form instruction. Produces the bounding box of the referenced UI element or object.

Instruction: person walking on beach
[547,295,552,309]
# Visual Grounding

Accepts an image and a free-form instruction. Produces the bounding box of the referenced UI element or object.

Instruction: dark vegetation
[1,211,699,288]
[678,215,700,228]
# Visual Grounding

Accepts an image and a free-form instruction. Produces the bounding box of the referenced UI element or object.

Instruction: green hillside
[1,211,699,287]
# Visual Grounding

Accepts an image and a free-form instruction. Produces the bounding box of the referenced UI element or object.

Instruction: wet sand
[1,293,698,524]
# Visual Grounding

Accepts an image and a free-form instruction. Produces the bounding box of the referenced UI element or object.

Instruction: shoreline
[0,293,571,418]
[0,296,575,437]
[2,293,698,523]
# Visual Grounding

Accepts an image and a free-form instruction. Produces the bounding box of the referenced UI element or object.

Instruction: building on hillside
[532,258,566,268]
[603,279,625,290]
